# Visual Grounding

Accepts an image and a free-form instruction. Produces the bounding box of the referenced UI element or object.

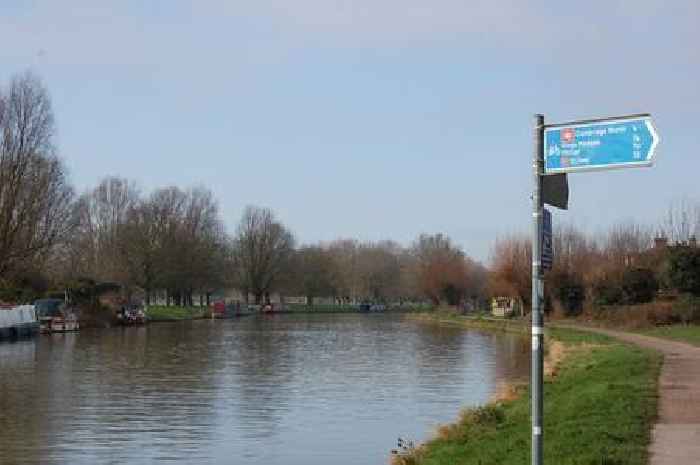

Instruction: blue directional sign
[544,115,659,174]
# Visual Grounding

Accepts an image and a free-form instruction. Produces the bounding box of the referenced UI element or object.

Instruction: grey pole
[531,114,545,465]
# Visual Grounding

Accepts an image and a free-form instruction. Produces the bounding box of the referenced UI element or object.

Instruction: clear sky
[1,1,698,262]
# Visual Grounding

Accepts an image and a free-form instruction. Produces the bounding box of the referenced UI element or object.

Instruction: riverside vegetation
[395,314,661,465]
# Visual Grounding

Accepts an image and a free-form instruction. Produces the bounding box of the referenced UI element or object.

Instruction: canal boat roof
[33,299,64,317]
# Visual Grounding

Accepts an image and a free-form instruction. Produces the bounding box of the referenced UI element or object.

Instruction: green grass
[284,303,433,313]
[409,310,530,335]
[285,304,361,313]
[400,327,661,465]
[638,324,700,346]
[145,305,209,321]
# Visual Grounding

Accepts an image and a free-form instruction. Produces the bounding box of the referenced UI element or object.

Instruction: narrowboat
[0,304,39,340]
[34,299,80,333]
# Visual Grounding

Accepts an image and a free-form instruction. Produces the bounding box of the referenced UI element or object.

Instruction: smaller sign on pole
[542,208,553,271]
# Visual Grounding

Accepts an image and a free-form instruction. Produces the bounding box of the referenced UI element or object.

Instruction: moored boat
[0,304,39,340]
[117,305,146,326]
[34,299,80,334]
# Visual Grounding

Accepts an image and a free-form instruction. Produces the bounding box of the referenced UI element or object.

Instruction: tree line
[0,71,487,308]
[490,208,700,319]
[4,70,700,315]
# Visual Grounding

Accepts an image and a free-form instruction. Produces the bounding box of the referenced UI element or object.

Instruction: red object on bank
[212,301,225,315]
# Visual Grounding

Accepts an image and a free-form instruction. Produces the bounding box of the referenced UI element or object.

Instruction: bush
[666,245,700,295]
[549,271,585,316]
[669,294,700,325]
[620,268,658,304]
[592,277,623,306]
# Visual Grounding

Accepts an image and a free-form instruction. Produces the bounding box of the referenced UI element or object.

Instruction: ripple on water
[0,315,528,465]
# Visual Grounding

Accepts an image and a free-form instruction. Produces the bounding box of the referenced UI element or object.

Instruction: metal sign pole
[532,114,545,465]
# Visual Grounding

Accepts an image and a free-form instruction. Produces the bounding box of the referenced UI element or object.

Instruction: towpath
[554,324,700,465]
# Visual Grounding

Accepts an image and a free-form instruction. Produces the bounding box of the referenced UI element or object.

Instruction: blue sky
[1,1,698,261]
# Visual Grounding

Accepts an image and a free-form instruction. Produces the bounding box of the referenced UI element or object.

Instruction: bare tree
[411,233,471,306]
[488,234,531,308]
[232,206,295,304]
[327,239,362,303]
[70,177,140,282]
[0,71,74,280]
[662,198,700,244]
[356,241,402,302]
[603,221,653,269]
[292,245,335,304]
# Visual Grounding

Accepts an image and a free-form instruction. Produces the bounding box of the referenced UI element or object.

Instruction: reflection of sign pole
[530,113,658,465]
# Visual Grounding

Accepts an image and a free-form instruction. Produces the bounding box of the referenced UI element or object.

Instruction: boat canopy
[33,299,64,318]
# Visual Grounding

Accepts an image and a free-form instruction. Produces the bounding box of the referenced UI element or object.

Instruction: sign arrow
[544,114,659,174]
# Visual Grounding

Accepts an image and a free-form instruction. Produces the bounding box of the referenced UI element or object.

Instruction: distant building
[491,297,520,318]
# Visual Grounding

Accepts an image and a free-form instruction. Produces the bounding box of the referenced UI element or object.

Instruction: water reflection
[0,314,528,465]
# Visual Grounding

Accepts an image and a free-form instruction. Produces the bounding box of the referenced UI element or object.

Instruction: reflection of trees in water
[412,323,468,381]
[0,323,227,464]
[0,340,46,465]
[486,332,530,383]
[0,315,533,465]
[73,322,226,462]
[226,316,297,440]
[411,323,530,399]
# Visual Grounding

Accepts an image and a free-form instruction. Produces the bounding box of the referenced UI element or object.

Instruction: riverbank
[145,305,210,321]
[283,304,431,313]
[407,311,529,335]
[554,324,700,465]
[397,314,661,465]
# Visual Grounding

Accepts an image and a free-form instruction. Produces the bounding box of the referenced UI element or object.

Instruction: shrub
[592,277,623,306]
[666,245,700,295]
[669,294,700,325]
[620,268,658,304]
[549,271,585,316]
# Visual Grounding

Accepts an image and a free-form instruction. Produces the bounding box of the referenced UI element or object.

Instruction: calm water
[0,314,529,465]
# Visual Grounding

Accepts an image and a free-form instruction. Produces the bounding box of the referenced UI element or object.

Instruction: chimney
[654,236,668,249]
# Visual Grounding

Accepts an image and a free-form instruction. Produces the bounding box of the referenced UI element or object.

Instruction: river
[0,313,529,465]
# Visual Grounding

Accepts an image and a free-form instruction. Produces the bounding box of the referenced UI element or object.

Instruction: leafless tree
[70,177,140,282]
[0,71,74,280]
[411,233,471,305]
[291,245,335,304]
[662,198,700,244]
[327,239,362,303]
[603,221,653,269]
[356,240,403,302]
[232,206,295,304]
[488,234,531,308]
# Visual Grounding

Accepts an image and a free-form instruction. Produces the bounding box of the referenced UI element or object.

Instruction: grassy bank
[145,305,210,321]
[407,310,529,335]
[638,324,700,346]
[283,303,433,313]
[397,317,661,465]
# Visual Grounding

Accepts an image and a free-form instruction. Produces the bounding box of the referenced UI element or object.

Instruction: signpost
[544,114,659,174]
[530,113,659,465]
